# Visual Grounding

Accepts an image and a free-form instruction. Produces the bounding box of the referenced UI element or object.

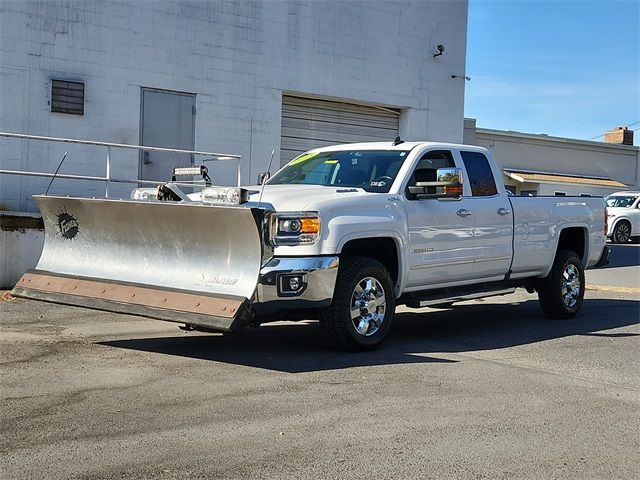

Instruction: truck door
[459,150,514,281]
[403,149,476,288]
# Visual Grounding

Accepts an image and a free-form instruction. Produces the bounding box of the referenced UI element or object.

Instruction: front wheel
[537,250,585,319]
[320,257,395,351]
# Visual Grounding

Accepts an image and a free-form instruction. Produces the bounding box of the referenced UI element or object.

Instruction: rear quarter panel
[509,196,606,277]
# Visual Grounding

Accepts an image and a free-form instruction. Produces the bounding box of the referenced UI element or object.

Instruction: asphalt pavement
[586,243,640,289]
[1,245,638,479]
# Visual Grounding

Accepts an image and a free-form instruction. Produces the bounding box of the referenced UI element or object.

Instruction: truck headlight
[271,212,320,245]
[130,187,159,201]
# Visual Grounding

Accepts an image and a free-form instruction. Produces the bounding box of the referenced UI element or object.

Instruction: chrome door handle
[457,209,472,217]
[497,208,511,216]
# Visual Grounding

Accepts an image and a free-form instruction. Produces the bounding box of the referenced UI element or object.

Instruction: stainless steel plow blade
[12,196,266,331]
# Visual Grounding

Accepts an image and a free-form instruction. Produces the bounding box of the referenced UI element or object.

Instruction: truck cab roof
[308,141,489,154]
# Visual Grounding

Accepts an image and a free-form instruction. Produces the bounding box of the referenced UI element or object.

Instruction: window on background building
[505,185,517,195]
[520,190,537,197]
[580,193,592,197]
[554,191,567,196]
[50,79,84,115]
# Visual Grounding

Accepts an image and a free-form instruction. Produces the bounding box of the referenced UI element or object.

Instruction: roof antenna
[257,149,275,209]
[393,136,404,146]
[45,151,68,195]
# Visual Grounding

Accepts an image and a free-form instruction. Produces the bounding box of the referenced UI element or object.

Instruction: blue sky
[465,0,639,144]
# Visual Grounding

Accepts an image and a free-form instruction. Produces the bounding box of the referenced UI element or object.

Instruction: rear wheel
[320,257,395,351]
[537,250,585,319]
[612,221,632,243]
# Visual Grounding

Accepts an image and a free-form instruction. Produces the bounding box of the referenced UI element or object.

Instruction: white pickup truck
[13,141,610,351]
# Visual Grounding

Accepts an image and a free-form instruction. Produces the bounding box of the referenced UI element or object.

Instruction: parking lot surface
[1,245,639,479]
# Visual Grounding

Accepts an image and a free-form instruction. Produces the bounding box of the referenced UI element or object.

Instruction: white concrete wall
[0,0,468,212]
[0,214,44,289]
[464,118,640,197]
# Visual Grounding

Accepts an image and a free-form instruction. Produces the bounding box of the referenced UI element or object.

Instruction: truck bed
[508,196,607,279]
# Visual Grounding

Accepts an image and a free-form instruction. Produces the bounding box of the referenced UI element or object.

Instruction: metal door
[403,149,476,288]
[459,150,514,281]
[281,95,400,166]
[404,200,476,288]
[140,88,195,182]
[468,194,514,280]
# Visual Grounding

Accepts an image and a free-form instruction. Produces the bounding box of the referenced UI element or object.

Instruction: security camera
[433,44,445,57]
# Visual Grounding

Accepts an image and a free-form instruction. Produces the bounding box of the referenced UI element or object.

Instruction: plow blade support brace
[12,196,265,331]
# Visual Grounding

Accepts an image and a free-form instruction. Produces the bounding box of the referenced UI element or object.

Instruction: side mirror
[407,167,463,199]
[257,171,271,185]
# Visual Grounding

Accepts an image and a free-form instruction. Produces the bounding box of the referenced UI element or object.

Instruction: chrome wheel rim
[615,223,631,243]
[350,277,386,337]
[561,264,581,308]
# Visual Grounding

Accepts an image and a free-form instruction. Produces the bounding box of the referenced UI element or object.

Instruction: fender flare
[336,231,408,297]
[542,224,589,278]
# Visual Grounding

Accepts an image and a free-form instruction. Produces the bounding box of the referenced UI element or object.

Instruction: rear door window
[460,151,498,196]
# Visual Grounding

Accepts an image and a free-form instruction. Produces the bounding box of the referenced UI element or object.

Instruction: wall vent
[51,80,84,115]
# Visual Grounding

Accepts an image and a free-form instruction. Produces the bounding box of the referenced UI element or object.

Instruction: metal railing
[0,131,243,197]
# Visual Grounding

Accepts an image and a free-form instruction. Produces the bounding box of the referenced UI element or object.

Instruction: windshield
[268,150,410,193]
[605,195,638,208]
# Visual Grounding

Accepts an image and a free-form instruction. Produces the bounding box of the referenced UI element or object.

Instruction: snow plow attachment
[12,196,266,332]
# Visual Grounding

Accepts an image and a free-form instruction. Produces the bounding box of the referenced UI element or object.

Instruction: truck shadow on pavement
[99,297,639,373]
[598,243,640,269]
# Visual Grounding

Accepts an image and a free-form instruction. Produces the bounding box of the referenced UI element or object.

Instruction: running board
[404,287,516,309]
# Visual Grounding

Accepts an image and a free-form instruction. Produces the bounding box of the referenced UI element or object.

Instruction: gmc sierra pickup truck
[14,141,610,351]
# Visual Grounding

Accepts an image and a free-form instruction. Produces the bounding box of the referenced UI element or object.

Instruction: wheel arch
[544,226,588,277]
[610,216,632,235]
[338,235,404,297]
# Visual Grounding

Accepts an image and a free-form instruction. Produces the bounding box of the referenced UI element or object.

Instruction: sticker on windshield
[289,152,318,166]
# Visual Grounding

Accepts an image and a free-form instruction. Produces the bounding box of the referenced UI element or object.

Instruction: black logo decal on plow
[56,210,79,239]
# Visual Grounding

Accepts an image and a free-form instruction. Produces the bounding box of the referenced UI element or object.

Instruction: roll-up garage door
[280,95,400,166]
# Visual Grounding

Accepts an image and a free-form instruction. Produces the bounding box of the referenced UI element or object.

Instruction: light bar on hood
[200,187,249,205]
[173,165,206,177]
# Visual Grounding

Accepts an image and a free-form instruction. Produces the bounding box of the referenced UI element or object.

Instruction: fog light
[289,276,301,291]
[277,274,307,297]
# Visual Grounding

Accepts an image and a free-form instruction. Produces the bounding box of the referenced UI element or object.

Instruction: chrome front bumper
[255,256,339,313]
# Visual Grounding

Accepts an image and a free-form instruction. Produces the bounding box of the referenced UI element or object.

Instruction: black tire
[320,256,395,351]
[537,250,585,319]
[611,221,632,244]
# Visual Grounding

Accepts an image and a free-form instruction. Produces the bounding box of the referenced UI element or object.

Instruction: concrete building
[0,0,469,213]
[2,0,638,287]
[464,119,639,197]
